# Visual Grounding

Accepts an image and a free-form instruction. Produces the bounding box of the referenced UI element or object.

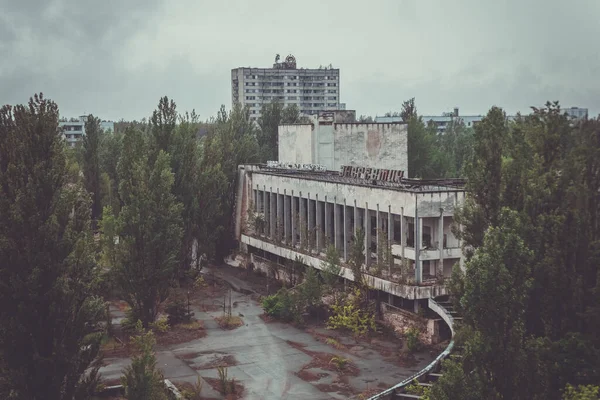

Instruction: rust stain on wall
[366,129,381,157]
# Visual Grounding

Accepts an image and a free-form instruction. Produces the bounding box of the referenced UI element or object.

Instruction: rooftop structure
[279,110,408,172]
[231,54,341,121]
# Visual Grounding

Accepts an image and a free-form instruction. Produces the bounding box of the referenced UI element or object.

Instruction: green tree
[121,321,168,400]
[115,128,183,327]
[437,104,600,399]
[82,114,103,226]
[257,101,303,162]
[199,105,259,260]
[171,111,202,275]
[349,228,366,287]
[321,245,342,288]
[99,130,123,213]
[0,94,105,400]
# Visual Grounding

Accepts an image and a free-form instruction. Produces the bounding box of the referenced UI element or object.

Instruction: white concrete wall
[278,124,314,164]
[332,123,408,172]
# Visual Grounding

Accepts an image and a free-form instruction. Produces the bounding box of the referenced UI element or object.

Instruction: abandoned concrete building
[234,111,466,313]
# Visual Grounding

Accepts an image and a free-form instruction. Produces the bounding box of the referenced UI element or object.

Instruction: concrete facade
[279,111,408,172]
[231,54,340,120]
[59,116,115,147]
[234,165,466,303]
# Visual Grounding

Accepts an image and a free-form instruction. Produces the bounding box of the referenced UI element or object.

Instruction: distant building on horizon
[375,107,486,134]
[231,54,341,121]
[59,116,115,147]
[561,106,588,120]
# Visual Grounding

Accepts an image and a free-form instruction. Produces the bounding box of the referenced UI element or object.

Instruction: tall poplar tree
[0,94,105,399]
[115,127,183,327]
[82,114,103,226]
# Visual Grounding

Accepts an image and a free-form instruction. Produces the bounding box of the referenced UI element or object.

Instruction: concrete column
[283,191,289,244]
[276,189,282,242]
[343,199,348,261]
[315,195,321,253]
[324,196,329,246]
[415,198,422,284]
[365,203,371,269]
[334,197,340,251]
[299,192,305,247]
[254,187,258,212]
[400,207,405,259]
[388,205,393,275]
[376,204,380,264]
[438,208,444,277]
[291,191,296,247]
[270,187,276,240]
[353,200,358,236]
[307,193,312,252]
[263,186,268,236]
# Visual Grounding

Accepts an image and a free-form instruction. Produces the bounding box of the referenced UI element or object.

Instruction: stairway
[392,300,462,399]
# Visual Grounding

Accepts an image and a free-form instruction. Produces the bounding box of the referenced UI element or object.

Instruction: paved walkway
[99,266,433,399]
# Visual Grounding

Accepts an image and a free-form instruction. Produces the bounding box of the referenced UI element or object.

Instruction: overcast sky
[1,0,599,121]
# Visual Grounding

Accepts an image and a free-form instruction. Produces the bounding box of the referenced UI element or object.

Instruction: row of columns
[253,187,448,284]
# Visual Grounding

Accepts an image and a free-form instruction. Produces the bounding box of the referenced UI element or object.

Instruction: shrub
[217,366,236,395]
[165,298,194,326]
[261,288,298,322]
[326,337,343,349]
[181,377,204,400]
[216,315,243,330]
[121,308,141,331]
[329,355,348,371]
[405,326,422,352]
[193,276,206,289]
[121,321,168,400]
[327,288,376,337]
[406,379,430,399]
[149,317,169,333]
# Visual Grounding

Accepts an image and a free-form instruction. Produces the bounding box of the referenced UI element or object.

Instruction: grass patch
[178,320,204,330]
[215,315,243,330]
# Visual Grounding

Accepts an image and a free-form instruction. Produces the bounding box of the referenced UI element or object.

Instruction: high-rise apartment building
[59,116,115,147]
[231,54,340,120]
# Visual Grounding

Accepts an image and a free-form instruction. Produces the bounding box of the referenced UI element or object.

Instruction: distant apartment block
[231,54,341,120]
[376,107,485,134]
[59,116,115,147]
[561,107,588,120]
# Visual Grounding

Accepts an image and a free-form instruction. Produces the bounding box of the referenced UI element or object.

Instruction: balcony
[240,231,448,300]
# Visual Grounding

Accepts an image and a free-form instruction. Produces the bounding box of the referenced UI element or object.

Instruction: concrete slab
[101,273,436,399]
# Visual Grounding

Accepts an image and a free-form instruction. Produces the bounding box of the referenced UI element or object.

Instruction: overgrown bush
[406,379,430,399]
[405,326,422,352]
[121,321,168,400]
[327,288,376,336]
[181,377,204,400]
[149,317,169,333]
[165,298,194,325]
[261,288,298,322]
[329,355,348,371]
[217,366,236,395]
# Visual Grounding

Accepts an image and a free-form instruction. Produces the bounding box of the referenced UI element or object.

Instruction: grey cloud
[1,0,599,120]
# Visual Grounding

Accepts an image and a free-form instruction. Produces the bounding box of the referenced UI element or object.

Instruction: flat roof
[245,165,466,193]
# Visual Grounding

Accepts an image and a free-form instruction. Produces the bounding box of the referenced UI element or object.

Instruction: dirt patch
[156,321,207,347]
[315,382,357,397]
[214,315,243,330]
[195,355,238,370]
[203,377,244,399]
[172,381,220,400]
[358,387,383,398]
[101,336,132,358]
[295,369,329,382]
